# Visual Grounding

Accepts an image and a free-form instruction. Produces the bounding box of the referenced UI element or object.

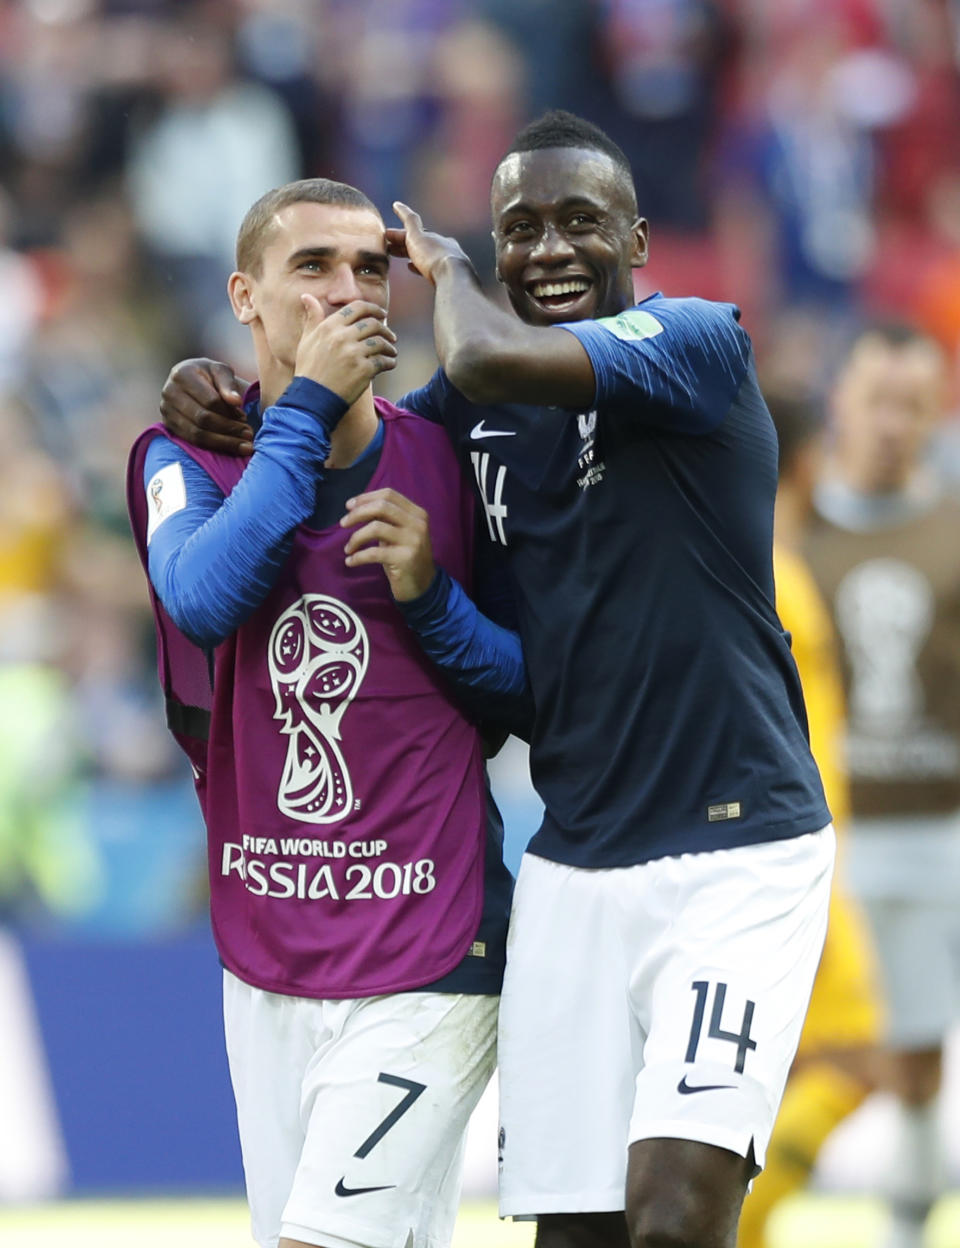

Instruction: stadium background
[2,0,960,1243]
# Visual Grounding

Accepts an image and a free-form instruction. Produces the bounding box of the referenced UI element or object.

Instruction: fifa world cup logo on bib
[268,595,369,824]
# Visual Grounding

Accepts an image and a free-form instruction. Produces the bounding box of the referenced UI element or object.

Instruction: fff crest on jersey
[577,410,605,490]
[577,410,597,443]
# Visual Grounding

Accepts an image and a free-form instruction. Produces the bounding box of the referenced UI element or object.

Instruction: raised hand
[385,202,473,285]
[160,359,254,456]
[340,488,436,602]
[295,296,397,406]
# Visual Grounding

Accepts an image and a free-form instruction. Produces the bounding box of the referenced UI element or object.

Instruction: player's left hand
[386,203,473,285]
[340,488,436,602]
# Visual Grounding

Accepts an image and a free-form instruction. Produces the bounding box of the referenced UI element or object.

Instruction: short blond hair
[236,178,380,275]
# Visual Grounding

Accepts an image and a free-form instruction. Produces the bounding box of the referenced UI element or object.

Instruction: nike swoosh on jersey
[676,1076,736,1095]
[334,1178,397,1197]
[470,421,516,439]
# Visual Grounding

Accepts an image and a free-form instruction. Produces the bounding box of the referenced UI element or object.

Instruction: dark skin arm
[165,198,594,438]
[386,203,597,409]
[158,298,396,455]
[160,358,254,456]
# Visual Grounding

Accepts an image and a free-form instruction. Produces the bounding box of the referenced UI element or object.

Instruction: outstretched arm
[386,204,596,409]
[387,205,748,432]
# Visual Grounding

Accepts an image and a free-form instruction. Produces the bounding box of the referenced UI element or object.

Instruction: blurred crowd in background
[2,0,960,936]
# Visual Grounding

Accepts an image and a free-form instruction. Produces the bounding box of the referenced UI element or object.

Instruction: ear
[630,218,649,270]
[228,271,257,324]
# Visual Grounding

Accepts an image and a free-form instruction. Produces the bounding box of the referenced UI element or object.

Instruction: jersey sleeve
[398,567,533,739]
[144,436,296,650]
[398,368,454,426]
[559,299,751,434]
[144,378,347,649]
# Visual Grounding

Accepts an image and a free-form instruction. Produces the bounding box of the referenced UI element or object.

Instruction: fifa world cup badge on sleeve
[146,462,187,543]
[595,309,664,341]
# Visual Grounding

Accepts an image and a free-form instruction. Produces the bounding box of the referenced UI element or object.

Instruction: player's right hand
[294,297,397,406]
[160,358,254,457]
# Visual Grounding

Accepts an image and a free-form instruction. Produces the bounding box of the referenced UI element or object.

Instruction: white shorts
[222,973,498,1248]
[845,815,960,1047]
[497,827,835,1218]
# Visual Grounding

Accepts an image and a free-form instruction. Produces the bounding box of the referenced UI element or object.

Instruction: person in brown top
[805,322,960,1248]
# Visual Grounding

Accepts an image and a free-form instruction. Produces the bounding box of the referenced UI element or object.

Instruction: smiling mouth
[527,277,593,312]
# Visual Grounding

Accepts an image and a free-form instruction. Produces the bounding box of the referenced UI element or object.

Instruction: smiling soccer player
[158,112,834,1248]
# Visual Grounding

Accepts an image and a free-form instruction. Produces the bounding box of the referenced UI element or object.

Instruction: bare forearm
[391,202,597,408]
[431,257,526,403]
[432,259,596,407]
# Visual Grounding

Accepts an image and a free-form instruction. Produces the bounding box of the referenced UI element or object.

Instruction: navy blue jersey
[402,293,829,867]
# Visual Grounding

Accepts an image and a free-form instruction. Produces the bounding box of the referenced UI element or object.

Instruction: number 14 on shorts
[685,981,757,1074]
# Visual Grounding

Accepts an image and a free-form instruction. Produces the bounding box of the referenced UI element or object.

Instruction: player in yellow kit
[738,393,884,1248]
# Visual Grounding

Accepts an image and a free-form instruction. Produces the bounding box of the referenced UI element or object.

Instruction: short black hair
[765,390,824,477]
[498,110,637,212]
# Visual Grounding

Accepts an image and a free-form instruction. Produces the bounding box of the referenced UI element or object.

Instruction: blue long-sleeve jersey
[144,377,531,733]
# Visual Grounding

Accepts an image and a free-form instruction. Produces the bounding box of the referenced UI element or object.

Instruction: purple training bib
[128,400,486,998]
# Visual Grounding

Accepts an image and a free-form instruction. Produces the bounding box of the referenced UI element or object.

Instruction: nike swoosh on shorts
[676,1075,736,1095]
[334,1178,397,1197]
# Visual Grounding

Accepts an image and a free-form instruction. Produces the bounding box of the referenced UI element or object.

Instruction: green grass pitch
[2,1193,960,1246]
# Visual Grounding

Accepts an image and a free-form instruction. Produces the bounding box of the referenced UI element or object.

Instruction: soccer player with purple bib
[161,113,834,1248]
[128,179,521,1248]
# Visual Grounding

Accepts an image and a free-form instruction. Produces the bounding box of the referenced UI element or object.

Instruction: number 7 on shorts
[353,1073,427,1159]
